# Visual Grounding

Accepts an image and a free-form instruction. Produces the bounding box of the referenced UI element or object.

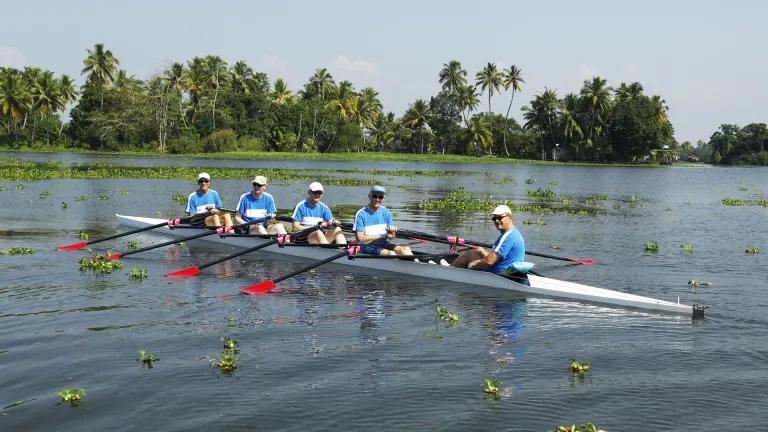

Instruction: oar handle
[88,214,198,245]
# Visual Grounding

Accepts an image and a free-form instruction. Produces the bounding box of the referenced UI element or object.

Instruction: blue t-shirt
[353,206,393,236]
[236,191,277,225]
[488,228,525,274]
[186,190,222,214]
[292,200,333,227]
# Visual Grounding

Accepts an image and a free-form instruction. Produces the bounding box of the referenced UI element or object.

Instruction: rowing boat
[116,214,696,316]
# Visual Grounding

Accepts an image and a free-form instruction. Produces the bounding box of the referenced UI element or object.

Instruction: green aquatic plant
[745,247,760,254]
[523,218,546,227]
[548,181,558,186]
[569,358,591,375]
[79,255,124,274]
[688,279,711,287]
[612,203,621,210]
[436,305,460,326]
[137,350,158,367]
[57,388,85,407]
[97,193,109,200]
[644,242,658,252]
[1,247,34,255]
[61,201,68,209]
[74,195,87,201]
[681,244,695,253]
[591,194,608,201]
[172,193,187,204]
[756,196,768,207]
[127,240,142,249]
[482,379,501,399]
[78,231,90,240]
[0,185,5,191]
[721,197,744,206]
[524,178,536,184]
[39,191,52,199]
[213,350,239,374]
[738,186,748,191]
[561,197,573,205]
[222,337,239,352]
[118,189,129,195]
[555,423,604,432]
[128,268,148,279]
[526,188,556,199]
[15,184,25,190]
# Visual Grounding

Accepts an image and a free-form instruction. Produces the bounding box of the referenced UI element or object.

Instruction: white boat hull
[116,214,694,316]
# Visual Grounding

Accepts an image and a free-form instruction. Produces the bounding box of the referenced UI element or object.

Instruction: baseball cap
[252,175,268,185]
[197,172,211,181]
[491,204,512,216]
[370,185,387,195]
[308,182,324,192]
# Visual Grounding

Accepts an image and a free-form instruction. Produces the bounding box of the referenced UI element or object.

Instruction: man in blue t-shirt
[234,175,288,235]
[450,204,525,274]
[185,172,232,227]
[291,182,347,245]
[353,185,412,256]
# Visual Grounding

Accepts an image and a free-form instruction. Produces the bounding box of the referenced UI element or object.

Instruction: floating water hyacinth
[39,191,52,199]
[436,305,460,326]
[644,242,658,252]
[172,193,187,204]
[74,195,87,201]
[57,388,85,407]
[78,231,90,240]
[524,178,536,184]
[127,240,142,249]
[526,188,557,199]
[222,337,239,352]
[137,350,158,368]
[213,350,239,374]
[681,244,695,253]
[745,247,760,254]
[79,255,123,274]
[569,358,591,375]
[688,279,711,287]
[128,268,148,279]
[1,247,34,255]
[482,379,501,399]
[61,201,68,209]
[721,197,744,206]
[555,423,605,432]
[97,193,109,200]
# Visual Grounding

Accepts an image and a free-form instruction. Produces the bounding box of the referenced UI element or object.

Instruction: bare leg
[325,226,346,245]
[249,224,268,235]
[394,245,413,256]
[307,230,329,245]
[206,214,222,227]
[222,213,233,227]
[450,248,487,268]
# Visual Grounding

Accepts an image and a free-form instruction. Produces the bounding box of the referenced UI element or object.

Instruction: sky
[1,0,766,144]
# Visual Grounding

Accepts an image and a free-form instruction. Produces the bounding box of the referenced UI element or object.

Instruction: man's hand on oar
[56,213,206,251]
[240,246,360,295]
[165,223,322,278]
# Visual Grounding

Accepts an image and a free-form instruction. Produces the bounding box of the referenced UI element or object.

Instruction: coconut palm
[81,43,119,106]
[455,84,480,127]
[614,81,643,101]
[522,88,560,157]
[402,99,431,153]
[184,57,207,124]
[230,60,255,94]
[357,87,382,149]
[579,76,612,146]
[306,68,336,101]
[272,78,294,104]
[204,55,228,129]
[325,80,358,121]
[466,116,493,156]
[650,95,669,125]
[57,74,79,137]
[501,65,524,156]
[29,70,63,143]
[165,63,187,126]
[475,62,502,114]
[560,93,584,160]
[0,68,31,134]
[439,60,467,94]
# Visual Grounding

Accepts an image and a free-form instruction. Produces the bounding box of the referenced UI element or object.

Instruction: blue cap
[370,185,386,195]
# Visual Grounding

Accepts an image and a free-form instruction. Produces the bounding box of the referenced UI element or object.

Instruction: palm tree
[165,63,187,126]
[0,68,31,136]
[184,57,207,124]
[57,74,79,137]
[29,70,62,143]
[579,76,612,147]
[81,43,119,106]
[466,116,492,156]
[522,88,560,158]
[501,65,524,156]
[204,55,228,129]
[357,87,382,149]
[560,93,583,160]
[325,80,358,121]
[475,62,502,114]
[439,60,467,94]
[230,60,254,94]
[455,84,480,127]
[306,68,335,101]
[615,81,643,101]
[272,78,294,104]
[650,95,669,126]
[402,99,431,153]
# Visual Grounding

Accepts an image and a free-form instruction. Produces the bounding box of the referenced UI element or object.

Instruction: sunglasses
[371,194,385,199]
[198,179,209,183]
[310,190,323,195]
[491,214,507,221]
[252,183,264,187]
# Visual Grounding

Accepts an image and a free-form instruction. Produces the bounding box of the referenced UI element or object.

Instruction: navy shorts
[360,238,397,255]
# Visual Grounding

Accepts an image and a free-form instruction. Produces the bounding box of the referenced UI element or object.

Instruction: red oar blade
[240,280,276,295]
[567,258,595,265]
[165,266,201,278]
[56,241,88,251]
[106,252,122,261]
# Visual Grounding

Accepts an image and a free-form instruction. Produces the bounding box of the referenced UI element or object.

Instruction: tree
[272,78,294,104]
[165,63,187,127]
[204,55,228,129]
[606,95,674,162]
[230,60,254,94]
[81,43,119,106]
[501,65,524,156]
[466,116,492,156]
[560,93,583,160]
[579,76,612,149]
[455,84,480,127]
[522,88,560,158]
[475,62,502,114]
[0,68,31,137]
[402,99,431,153]
[357,87,382,149]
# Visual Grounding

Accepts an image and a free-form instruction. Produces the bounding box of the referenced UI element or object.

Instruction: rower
[450,204,525,274]
[185,172,232,227]
[234,175,288,236]
[290,182,346,245]
[353,185,412,256]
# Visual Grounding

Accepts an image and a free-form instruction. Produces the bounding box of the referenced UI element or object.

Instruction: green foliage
[97,193,109,200]
[606,94,674,162]
[128,268,148,279]
[57,388,85,407]
[39,191,52,199]
[137,350,158,367]
[524,178,536,184]
[591,194,608,200]
[721,197,744,206]
[127,240,142,249]
[745,247,760,254]
[644,242,658,252]
[482,379,501,399]
[222,337,239,352]
[203,128,238,153]
[569,358,591,375]
[1,247,34,255]
[708,123,768,165]
[78,231,90,240]
[555,423,603,432]
[526,188,557,199]
[74,195,87,201]
[79,254,123,274]
[681,244,695,253]
[688,279,711,287]
[60,201,68,209]
[435,305,460,327]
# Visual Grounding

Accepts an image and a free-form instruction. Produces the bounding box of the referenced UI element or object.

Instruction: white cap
[197,172,210,181]
[491,204,512,216]
[308,182,324,192]
[252,175,267,185]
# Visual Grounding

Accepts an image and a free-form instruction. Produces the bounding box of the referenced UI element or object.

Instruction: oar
[164,224,321,278]
[102,216,270,261]
[240,246,359,295]
[56,213,206,251]
[392,227,595,266]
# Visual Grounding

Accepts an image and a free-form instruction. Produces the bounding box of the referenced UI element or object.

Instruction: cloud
[0,46,26,69]
[331,55,379,76]
[576,64,600,81]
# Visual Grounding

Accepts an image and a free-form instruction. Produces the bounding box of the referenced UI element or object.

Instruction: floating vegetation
[57,388,85,407]
[118,189,129,195]
[555,423,605,432]
[436,305,460,327]
[569,358,591,375]
[745,247,760,254]
[1,247,34,255]
[738,186,748,191]
[418,190,593,216]
[172,193,187,204]
[644,242,658,252]
[0,186,5,191]
[526,188,556,199]
[137,350,158,368]
[523,218,546,227]
[177,242,186,248]
[39,191,52,199]
[721,197,744,206]
[74,195,87,201]
[524,178,536,184]
[612,203,621,210]
[681,244,695,253]
[212,337,240,375]
[127,240,142,249]
[591,194,608,200]
[561,197,573,205]
[15,184,25,190]
[128,268,148,279]
[3,398,35,409]
[584,199,594,205]
[482,379,501,399]
[79,255,123,274]
[61,201,68,209]
[688,279,711,287]
[548,181,558,186]
[97,193,109,200]
[78,231,90,240]
[222,337,239,352]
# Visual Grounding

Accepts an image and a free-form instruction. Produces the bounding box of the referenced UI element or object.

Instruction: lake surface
[1,153,767,431]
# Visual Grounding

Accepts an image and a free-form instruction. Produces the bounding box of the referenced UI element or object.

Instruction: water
[1,153,767,431]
